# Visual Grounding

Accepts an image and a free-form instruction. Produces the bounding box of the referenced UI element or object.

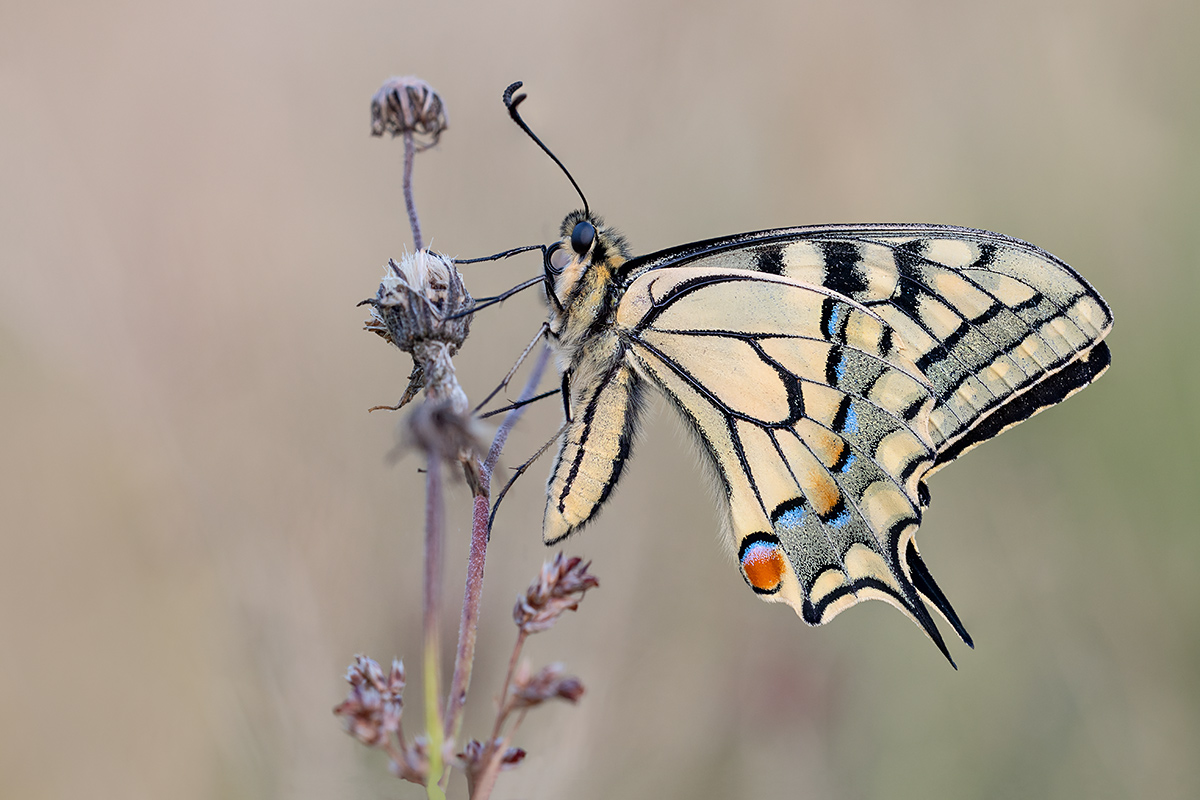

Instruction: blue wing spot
[829,507,852,528]
[839,453,857,473]
[842,405,859,434]
[777,504,805,530]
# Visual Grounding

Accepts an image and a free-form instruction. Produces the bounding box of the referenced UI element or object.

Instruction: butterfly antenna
[503,81,590,216]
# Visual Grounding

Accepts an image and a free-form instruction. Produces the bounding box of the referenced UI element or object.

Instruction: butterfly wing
[612,224,1111,660]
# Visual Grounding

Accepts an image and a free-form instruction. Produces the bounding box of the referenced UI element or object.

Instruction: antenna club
[500,81,590,217]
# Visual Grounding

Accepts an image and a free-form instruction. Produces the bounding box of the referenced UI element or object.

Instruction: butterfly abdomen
[543,342,645,544]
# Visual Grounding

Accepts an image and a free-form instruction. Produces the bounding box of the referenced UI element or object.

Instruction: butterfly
[489,83,1113,665]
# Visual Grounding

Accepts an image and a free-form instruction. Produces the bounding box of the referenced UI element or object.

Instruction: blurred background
[2,0,1197,798]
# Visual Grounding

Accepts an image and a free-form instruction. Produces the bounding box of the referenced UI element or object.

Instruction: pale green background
[2,1,1196,798]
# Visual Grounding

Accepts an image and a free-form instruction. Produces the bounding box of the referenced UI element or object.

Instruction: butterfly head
[543,210,631,338]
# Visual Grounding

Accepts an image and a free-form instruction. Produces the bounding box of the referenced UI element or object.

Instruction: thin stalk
[423,451,446,799]
[404,131,424,250]
[491,630,528,743]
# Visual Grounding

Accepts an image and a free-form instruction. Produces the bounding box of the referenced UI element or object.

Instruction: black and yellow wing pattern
[537,213,1111,664]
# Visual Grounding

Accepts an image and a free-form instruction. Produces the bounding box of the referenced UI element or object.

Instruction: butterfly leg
[487,421,570,535]
[474,322,550,414]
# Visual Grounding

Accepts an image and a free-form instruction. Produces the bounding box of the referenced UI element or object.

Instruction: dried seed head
[513,554,599,634]
[371,76,448,148]
[333,656,406,747]
[366,251,473,352]
[510,661,586,709]
[364,250,474,411]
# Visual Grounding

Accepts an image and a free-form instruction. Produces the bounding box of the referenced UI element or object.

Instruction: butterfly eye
[547,243,572,274]
[570,221,596,256]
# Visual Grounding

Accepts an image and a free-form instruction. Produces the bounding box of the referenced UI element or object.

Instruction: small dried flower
[459,738,486,770]
[460,740,527,777]
[371,76,448,148]
[514,554,600,634]
[333,656,405,746]
[363,250,474,411]
[510,661,586,709]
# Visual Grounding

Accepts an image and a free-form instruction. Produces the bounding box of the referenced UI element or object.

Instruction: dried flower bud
[514,554,600,634]
[371,76,448,148]
[363,250,474,411]
[333,656,405,746]
[510,661,585,709]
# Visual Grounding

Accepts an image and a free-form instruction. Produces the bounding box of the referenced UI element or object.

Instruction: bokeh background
[2,1,1197,798]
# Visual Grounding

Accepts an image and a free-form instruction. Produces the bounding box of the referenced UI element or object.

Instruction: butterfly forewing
[619,224,1112,463]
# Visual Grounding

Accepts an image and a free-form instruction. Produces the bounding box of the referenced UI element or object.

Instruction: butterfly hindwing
[612,265,959,656]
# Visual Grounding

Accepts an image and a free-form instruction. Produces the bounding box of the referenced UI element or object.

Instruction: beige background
[2,1,1197,798]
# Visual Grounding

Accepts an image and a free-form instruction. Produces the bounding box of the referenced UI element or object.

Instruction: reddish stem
[442,345,552,744]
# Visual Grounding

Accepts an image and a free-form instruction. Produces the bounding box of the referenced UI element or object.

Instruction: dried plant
[458,556,598,796]
[334,76,594,800]
[363,250,474,415]
[370,76,448,251]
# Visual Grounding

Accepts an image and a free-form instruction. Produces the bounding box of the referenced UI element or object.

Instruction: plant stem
[443,494,489,745]
[493,630,528,743]
[444,347,549,743]
[404,131,424,251]
[444,345,551,743]
[423,450,446,799]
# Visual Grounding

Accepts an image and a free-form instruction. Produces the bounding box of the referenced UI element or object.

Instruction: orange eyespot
[740,539,785,594]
